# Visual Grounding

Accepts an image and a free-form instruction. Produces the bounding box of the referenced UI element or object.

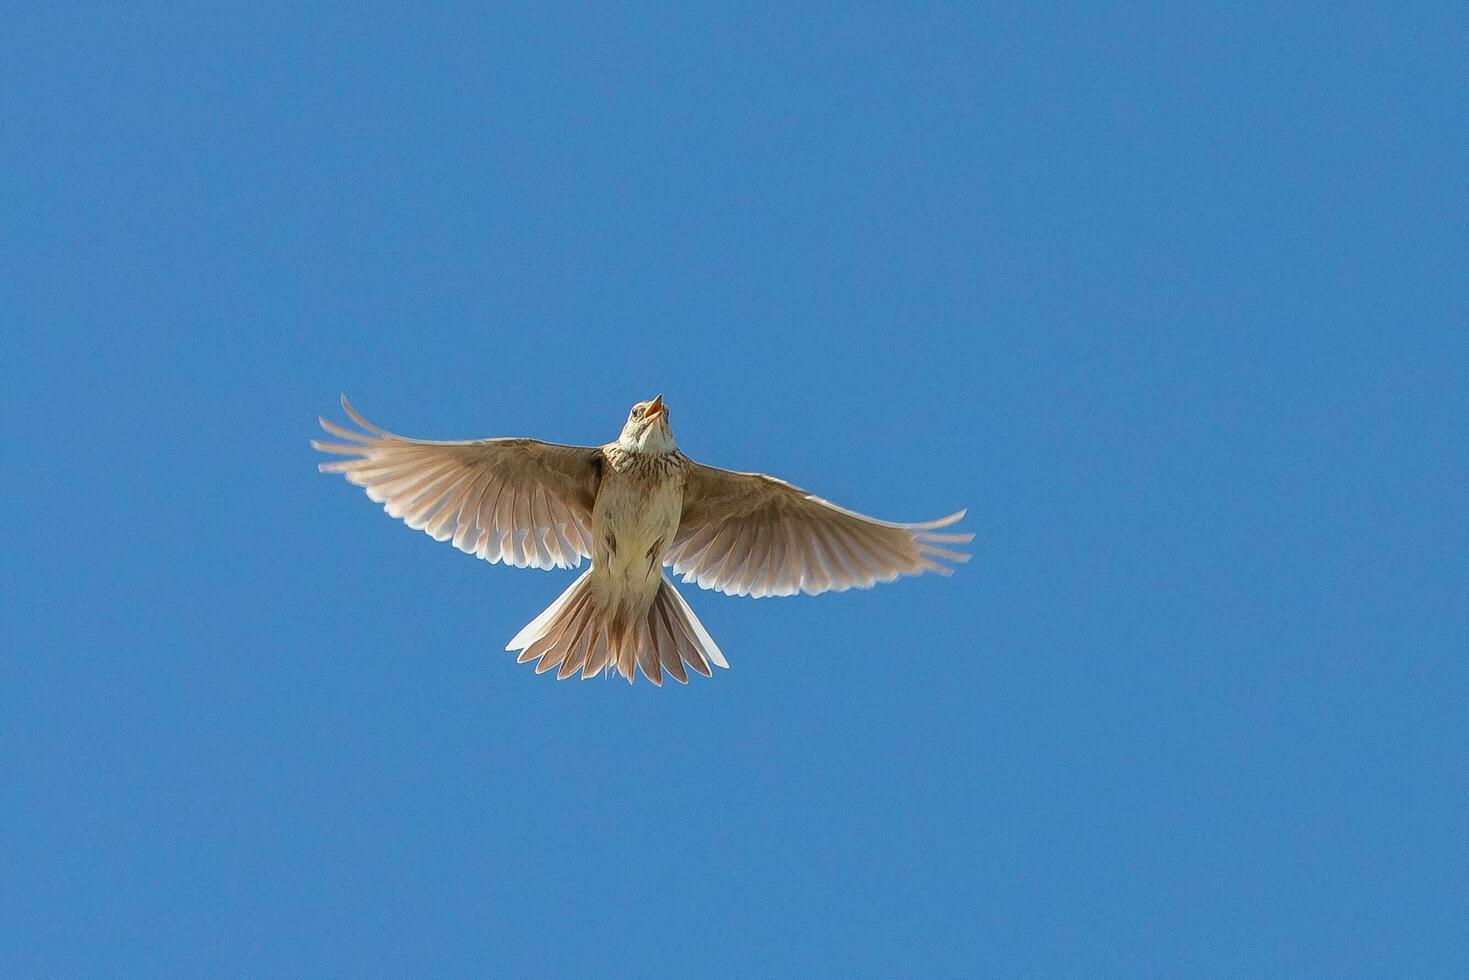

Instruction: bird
[313,394,971,686]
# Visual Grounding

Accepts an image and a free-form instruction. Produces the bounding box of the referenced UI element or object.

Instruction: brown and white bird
[313,395,971,685]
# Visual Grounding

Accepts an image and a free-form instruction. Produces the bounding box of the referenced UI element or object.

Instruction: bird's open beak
[646,394,665,418]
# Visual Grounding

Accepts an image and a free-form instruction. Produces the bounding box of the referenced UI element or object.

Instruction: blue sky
[3,3,1465,976]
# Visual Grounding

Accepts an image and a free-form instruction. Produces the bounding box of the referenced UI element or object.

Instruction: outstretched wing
[667,461,971,597]
[313,396,602,570]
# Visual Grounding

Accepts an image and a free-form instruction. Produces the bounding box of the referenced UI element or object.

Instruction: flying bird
[313,395,971,685]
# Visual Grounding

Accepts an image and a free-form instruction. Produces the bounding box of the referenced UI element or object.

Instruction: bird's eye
[632,406,645,419]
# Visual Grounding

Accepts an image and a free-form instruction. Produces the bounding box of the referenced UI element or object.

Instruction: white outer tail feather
[506,572,727,685]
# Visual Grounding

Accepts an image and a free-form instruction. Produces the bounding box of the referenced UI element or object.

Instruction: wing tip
[338,394,390,436]
[916,508,967,529]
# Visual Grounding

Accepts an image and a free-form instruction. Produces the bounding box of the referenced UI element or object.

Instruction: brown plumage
[313,394,970,685]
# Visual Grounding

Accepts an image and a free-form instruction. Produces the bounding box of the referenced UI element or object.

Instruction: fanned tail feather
[505,573,727,685]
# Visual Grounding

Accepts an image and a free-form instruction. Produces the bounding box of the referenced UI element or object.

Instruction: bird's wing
[667,461,972,597]
[313,396,602,570]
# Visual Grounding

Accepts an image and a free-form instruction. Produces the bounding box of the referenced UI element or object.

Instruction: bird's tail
[505,572,728,685]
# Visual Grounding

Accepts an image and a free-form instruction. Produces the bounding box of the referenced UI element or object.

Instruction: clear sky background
[3,4,1465,977]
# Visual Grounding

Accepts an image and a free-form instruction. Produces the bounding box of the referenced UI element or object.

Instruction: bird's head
[617,394,675,454]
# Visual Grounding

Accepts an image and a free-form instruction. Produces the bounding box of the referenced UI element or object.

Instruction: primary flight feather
[313,395,971,685]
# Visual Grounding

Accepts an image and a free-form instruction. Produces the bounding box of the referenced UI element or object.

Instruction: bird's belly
[591,473,682,603]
